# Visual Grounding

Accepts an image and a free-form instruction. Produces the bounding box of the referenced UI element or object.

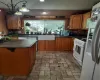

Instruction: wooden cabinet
[38,40,46,51]
[45,40,55,51]
[38,38,74,51]
[0,43,36,76]
[0,10,8,35]
[38,40,55,51]
[7,15,21,29]
[55,38,62,51]
[82,12,91,29]
[56,37,73,51]
[69,14,83,29]
[29,44,36,67]
[65,18,70,30]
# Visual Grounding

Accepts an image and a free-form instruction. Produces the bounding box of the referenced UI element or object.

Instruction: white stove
[73,38,86,66]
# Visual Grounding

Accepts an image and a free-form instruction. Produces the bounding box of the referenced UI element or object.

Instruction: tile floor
[1,51,81,80]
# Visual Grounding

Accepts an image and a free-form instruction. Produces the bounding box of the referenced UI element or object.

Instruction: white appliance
[80,2,100,80]
[73,38,86,66]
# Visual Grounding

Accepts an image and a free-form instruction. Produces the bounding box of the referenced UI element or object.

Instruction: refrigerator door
[80,52,95,80]
[93,57,100,80]
[80,17,100,80]
[91,19,100,64]
[92,44,100,80]
[91,19,100,80]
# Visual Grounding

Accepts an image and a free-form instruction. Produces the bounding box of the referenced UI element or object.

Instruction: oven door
[75,45,81,54]
[73,43,83,66]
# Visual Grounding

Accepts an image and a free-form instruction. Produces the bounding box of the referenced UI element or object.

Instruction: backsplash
[24,20,65,34]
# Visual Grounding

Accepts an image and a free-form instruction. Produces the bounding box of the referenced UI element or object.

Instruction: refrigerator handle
[91,19,100,64]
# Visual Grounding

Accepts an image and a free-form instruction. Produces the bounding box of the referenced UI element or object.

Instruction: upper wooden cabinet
[82,12,91,29]
[69,14,83,29]
[7,15,21,29]
[65,18,70,30]
[0,10,8,35]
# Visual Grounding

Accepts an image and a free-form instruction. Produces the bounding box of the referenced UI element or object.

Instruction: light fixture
[94,11,99,15]
[19,3,30,12]
[15,11,22,15]
[40,0,45,2]
[42,12,47,15]
[0,0,29,15]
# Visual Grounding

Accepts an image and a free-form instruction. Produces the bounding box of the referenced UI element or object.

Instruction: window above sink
[24,20,65,34]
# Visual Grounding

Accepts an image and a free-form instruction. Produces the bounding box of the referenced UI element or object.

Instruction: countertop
[18,34,87,38]
[0,38,37,48]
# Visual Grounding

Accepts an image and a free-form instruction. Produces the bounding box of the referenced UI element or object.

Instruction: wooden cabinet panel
[62,38,71,51]
[0,10,8,35]
[29,43,36,68]
[82,12,91,29]
[7,15,21,29]
[56,38,62,51]
[45,40,55,51]
[38,40,46,51]
[38,38,74,51]
[69,14,83,29]
[56,37,74,51]
[65,18,70,30]
[38,40,55,51]
[0,43,36,76]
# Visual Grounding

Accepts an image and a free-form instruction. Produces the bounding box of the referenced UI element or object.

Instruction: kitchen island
[0,38,37,76]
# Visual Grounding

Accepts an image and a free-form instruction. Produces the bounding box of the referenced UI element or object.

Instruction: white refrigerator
[80,2,100,80]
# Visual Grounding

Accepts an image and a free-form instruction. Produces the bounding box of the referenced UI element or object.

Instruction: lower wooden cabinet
[0,43,36,76]
[38,40,46,51]
[38,40,55,51]
[56,37,73,51]
[38,37,74,51]
[45,40,55,51]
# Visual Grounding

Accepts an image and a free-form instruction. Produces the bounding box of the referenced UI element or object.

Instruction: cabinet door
[62,38,70,51]
[82,12,91,29]
[0,10,7,34]
[7,16,21,29]
[56,38,62,51]
[38,40,46,51]
[29,43,36,68]
[56,37,74,51]
[62,38,74,51]
[65,18,70,30]
[45,40,55,51]
[70,14,83,29]
[69,16,74,29]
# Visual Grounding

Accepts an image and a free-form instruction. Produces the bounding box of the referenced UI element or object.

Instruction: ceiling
[0,0,100,16]
[0,0,100,10]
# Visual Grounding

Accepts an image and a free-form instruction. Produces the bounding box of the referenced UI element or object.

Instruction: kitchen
[0,0,100,80]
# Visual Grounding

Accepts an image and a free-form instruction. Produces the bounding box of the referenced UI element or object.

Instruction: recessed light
[40,0,45,2]
[42,12,47,15]
[0,10,1,12]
